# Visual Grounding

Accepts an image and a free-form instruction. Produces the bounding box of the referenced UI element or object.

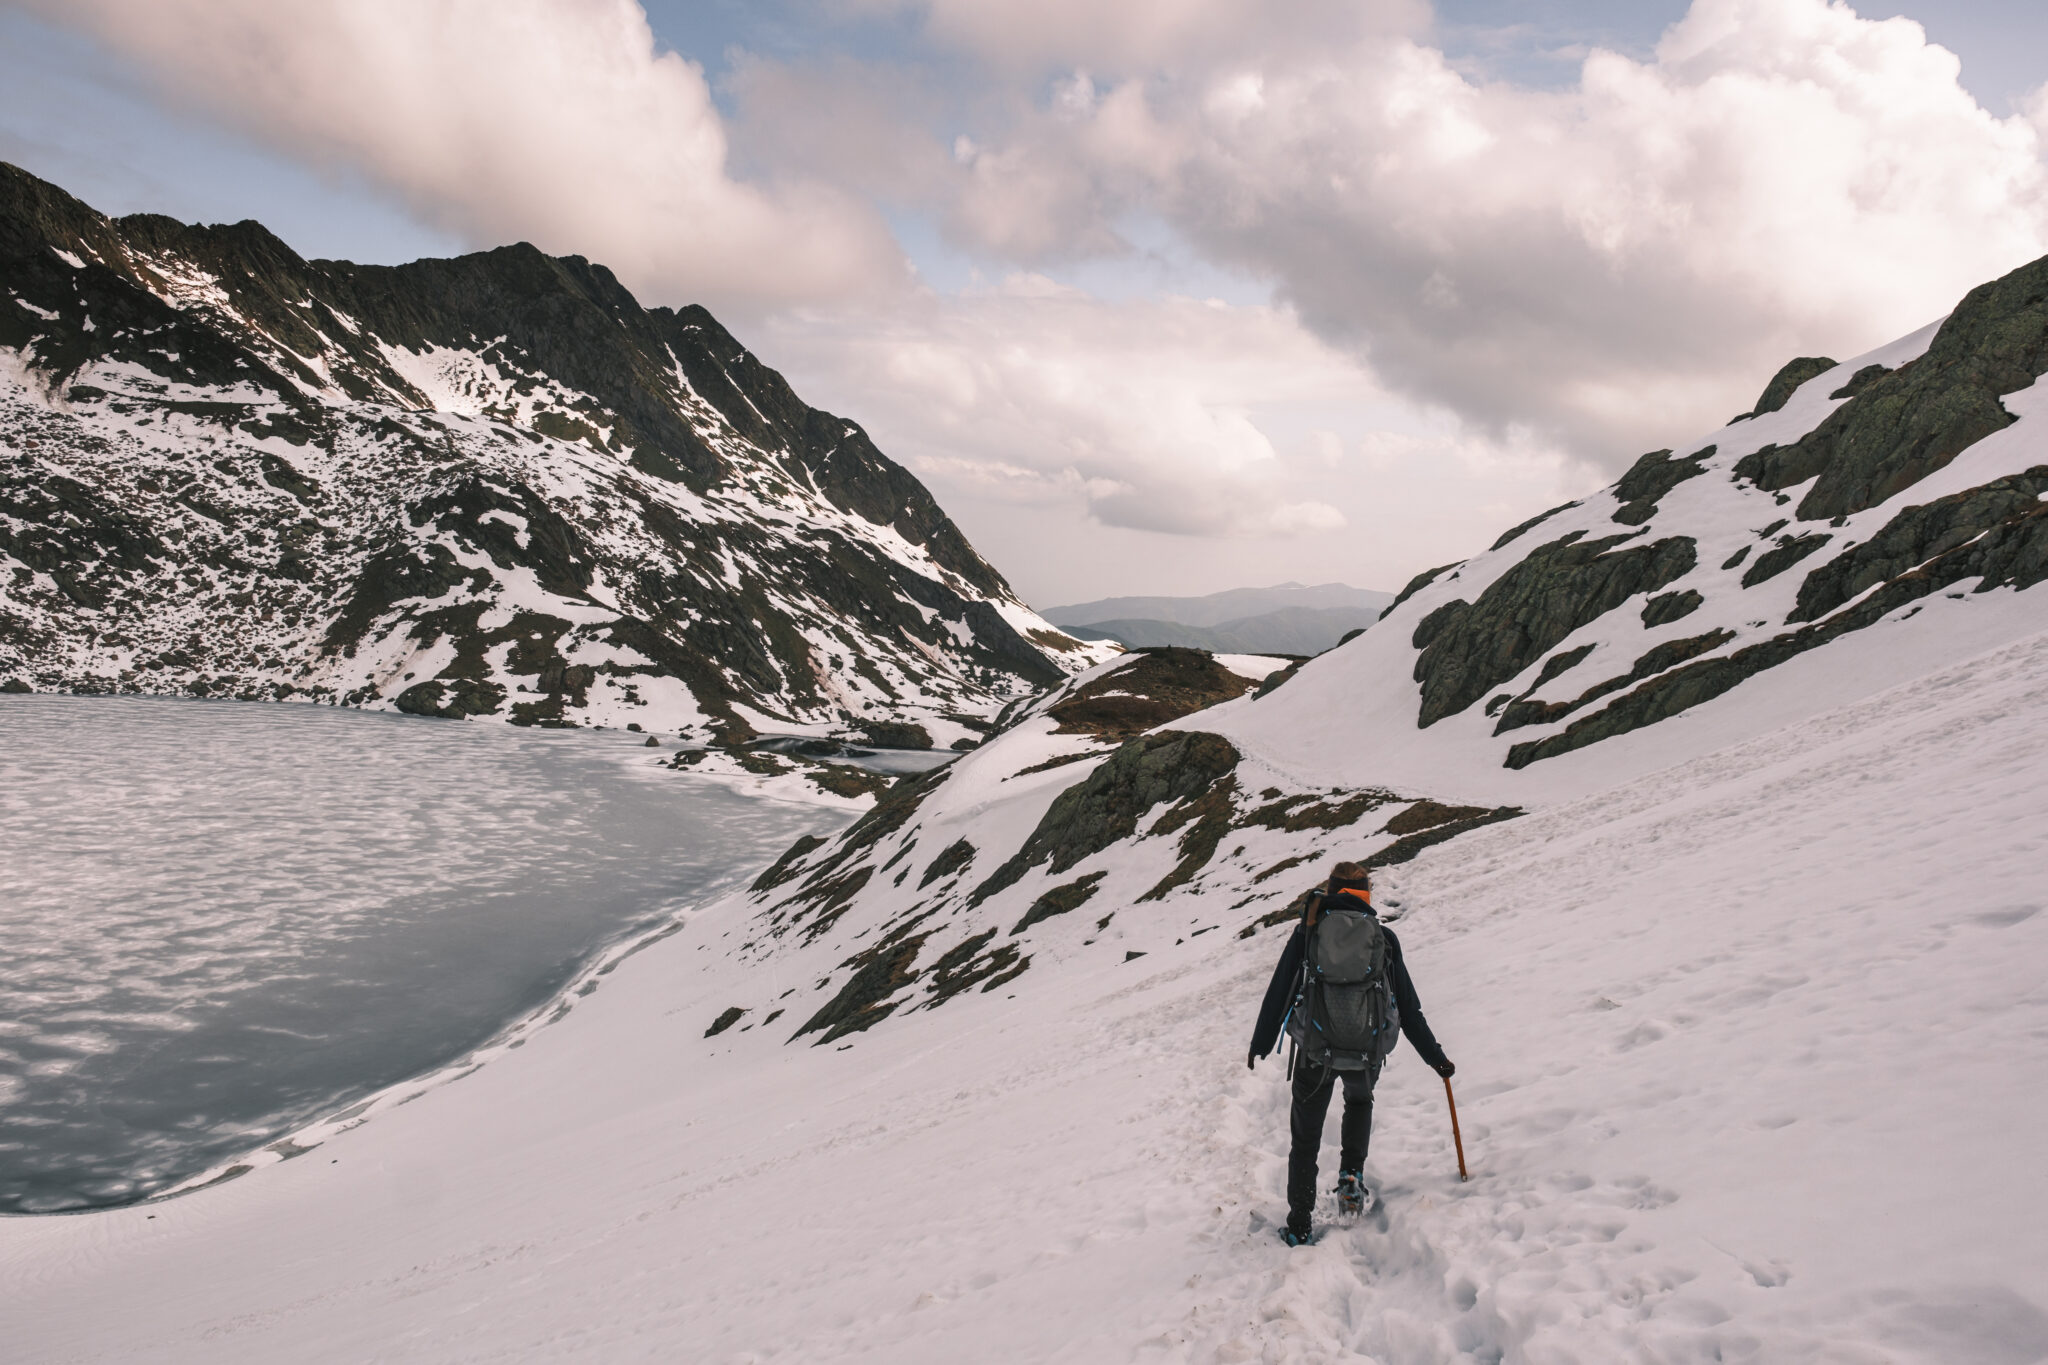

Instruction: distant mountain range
[0,163,1110,745]
[1041,582,1392,655]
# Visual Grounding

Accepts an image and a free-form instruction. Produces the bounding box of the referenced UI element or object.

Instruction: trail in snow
[4,631,2046,1362]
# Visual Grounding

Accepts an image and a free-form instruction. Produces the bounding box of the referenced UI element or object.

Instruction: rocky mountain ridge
[0,163,1108,747]
[695,248,2048,1049]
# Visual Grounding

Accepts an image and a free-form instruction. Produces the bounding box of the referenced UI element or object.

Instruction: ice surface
[0,695,844,1213]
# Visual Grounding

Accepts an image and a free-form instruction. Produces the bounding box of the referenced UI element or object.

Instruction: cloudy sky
[4,0,2047,607]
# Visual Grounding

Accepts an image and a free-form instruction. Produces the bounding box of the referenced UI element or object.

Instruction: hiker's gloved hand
[1247,1047,1259,1071]
[1434,1058,1456,1079]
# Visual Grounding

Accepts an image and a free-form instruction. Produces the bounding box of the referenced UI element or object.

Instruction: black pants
[1288,1056,1376,1226]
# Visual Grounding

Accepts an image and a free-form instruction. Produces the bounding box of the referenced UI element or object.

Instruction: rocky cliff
[0,163,1106,744]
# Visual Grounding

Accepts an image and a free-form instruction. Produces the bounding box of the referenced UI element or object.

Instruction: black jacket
[1249,902,1448,1070]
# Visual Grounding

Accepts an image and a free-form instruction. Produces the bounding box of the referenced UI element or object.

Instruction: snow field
[6,627,2046,1360]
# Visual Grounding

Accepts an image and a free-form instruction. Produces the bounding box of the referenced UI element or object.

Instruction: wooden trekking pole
[1443,1076,1469,1181]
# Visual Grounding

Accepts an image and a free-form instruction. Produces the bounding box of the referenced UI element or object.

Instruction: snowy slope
[0,163,1112,747]
[5,622,2044,1362]
[706,252,2048,1054]
[6,181,2048,1365]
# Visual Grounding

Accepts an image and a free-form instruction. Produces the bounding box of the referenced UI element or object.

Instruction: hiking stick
[1443,1076,1469,1181]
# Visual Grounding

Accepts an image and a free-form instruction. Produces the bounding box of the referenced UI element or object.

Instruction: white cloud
[753,281,1595,605]
[24,0,904,313]
[29,0,2048,594]
[764,280,1382,538]
[835,0,1428,76]
[929,0,2048,463]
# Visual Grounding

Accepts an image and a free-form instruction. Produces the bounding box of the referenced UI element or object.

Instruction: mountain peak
[0,161,1112,753]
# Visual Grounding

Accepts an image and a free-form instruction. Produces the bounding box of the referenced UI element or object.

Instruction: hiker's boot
[1280,1213,1315,1247]
[1335,1170,1371,1217]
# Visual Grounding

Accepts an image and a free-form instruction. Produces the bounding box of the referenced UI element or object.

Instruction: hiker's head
[1326,861,1370,895]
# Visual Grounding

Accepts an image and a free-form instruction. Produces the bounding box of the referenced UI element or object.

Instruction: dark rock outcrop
[1010,872,1107,934]
[1641,590,1704,628]
[1045,648,1257,740]
[969,730,1240,905]
[1828,363,1891,401]
[1734,255,2048,521]
[1611,446,1714,525]
[1386,561,1462,614]
[1494,629,1734,734]
[1410,531,1698,727]
[1789,467,2048,622]
[1741,533,1834,588]
[919,838,976,888]
[1505,497,2048,768]
[1492,502,1579,551]
[1731,356,1837,422]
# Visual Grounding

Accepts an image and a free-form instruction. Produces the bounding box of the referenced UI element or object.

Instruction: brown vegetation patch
[1007,751,1104,780]
[1047,647,1256,740]
[751,833,827,895]
[919,838,976,888]
[1239,891,1313,939]
[805,765,895,800]
[1012,871,1108,934]
[1028,627,1093,653]
[793,933,930,1045]
[1139,777,1241,902]
[922,931,1031,1005]
[1384,800,1494,837]
[1241,788,1401,834]
[1369,806,1525,866]
[1253,852,1319,884]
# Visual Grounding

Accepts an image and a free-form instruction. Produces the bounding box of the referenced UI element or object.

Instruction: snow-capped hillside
[0,163,1110,744]
[10,619,2045,1362]
[722,644,1524,1050]
[1221,254,2048,802]
[717,250,2048,1050]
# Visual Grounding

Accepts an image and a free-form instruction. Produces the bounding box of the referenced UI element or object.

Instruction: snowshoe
[1335,1170,1373,1218]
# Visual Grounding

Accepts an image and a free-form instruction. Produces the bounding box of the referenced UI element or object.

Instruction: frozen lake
[0,695,846,1214]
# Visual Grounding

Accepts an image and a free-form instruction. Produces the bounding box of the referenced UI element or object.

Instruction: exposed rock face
[1640,590,1703,628]
[1735,255,2048,522]
[1611,446,1714,525]
[1732,356,1837,422]
[1788,468,2048,622]
[1741,532,1833,588]
[1043,647,1257,740]
[1494,629,1734,734]
[918,837,976,889]
[0,163,1100,738]
[970,730,1242,905]
[1503,501,2048,769]
[713,642,1523,1044]
[1386,560,1461,613]
[1010,872,1107,935]
[1411,531,1698,727]
[1304,249,2048,777]
[1491,501,1578,551]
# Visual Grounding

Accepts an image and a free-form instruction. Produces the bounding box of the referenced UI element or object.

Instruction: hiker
[1247,861,1454,1245]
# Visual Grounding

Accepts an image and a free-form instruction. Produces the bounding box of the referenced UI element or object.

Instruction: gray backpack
[1285,895,1401,1073]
